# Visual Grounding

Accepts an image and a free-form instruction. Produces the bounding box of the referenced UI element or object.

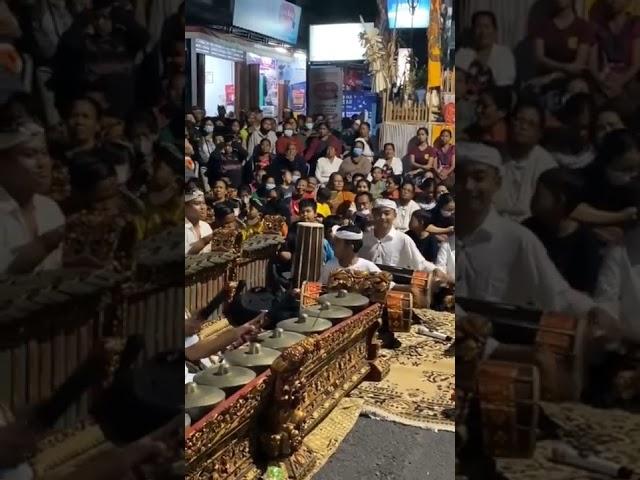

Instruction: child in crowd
[407,210,440,262]
[370,167,386,199]
[316,187,332,219]
[384,175,401,200]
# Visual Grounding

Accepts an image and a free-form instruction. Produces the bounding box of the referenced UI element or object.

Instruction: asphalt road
[314,416,455,480]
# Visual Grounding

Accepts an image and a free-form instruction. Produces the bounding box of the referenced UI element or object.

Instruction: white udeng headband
[373,199,398,212]
[335,230,363,240]
[185,190,204,202]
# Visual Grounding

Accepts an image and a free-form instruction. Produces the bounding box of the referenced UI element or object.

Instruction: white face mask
[266,183,276,190]
[606,169,635,186]
[305,123,314,130]
[204,125,214,134]
[440,210,453,218]
[284,129,294,137]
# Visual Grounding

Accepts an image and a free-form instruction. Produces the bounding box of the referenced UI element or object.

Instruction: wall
[204,55,236,114]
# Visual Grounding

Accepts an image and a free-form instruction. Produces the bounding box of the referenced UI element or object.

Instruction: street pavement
[314,416,455,479]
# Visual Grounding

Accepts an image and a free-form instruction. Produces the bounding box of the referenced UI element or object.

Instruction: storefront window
[204,56,235,115]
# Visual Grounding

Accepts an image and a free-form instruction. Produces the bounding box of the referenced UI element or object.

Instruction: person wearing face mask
[315,144,343,185]
[247,117,278,156]
[275,118,304,155]
[338,140,372,183]
[394,181,422,232]
[353,191,373,231]
[493,100,557,223]
[199,117,217,164]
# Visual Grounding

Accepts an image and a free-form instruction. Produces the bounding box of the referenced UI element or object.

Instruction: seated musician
[278,199,333,264]
[320,225,381,285]
[184,307,256,367]
[455,142,621,382]
[184,188,213,255]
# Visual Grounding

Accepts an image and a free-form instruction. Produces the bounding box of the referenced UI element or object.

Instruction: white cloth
[361,227,437,272]
[455,44,517,86]
[492,145,557,223]
[247,129,278,155]
[184,219,212,255]
[394,200,422,232]
[0,188,65,274]
[436,235,456,277]
[373,198,398,212]
[457,142,504,175]
[315,156,343,185]
[377,122,417,160]
[320,257,381,285]
[353,137,374,158]
[369,157,404,179]
[456,207,594,315]
[595,243,640,344]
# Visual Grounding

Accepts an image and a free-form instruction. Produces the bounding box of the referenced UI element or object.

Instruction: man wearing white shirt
[184,189,213,255]
[320,225,382,285]
[492,101,556,223]
[436,234,455,283]
[456,142,621,356]
[360,199,439,273]
[315,145,343,185]
[0,123,65,274]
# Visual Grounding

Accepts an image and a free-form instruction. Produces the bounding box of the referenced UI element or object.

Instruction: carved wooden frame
[185,304,385,480]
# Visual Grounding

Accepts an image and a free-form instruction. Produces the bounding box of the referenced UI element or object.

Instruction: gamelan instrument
[385,291,413,332]
[237,233,284,289]
[256,328,306,351]
[456,297,587,401]
[302,302,353,320]
[476,360,541,458]
[223,342,281,372]
[318,289,370,308]
[276,313,333,335]
[194,360,256,394]
[291,222,325,289]
[185,382,226,422]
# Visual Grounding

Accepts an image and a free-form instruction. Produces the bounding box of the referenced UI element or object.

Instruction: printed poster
[308,67,343,128]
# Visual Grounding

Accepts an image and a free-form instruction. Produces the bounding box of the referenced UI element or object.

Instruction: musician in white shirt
[361,198,440,273]
[320,225,381,285]
[184,189,213,255]
[456,142,621,351]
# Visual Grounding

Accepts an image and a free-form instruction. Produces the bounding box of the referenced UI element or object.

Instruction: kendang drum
[476,360,540,458]
[385,291,413,332]
[535,313,587,401]
[292,222,324,289]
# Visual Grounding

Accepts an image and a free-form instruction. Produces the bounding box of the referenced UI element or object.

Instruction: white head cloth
[185,189,204,203]
[457,141,504,176]
[335,229,363,241]
[373,198,398,212]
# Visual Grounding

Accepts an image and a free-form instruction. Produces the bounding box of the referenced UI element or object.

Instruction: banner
[427,0,442,89]
[225,84,235,106]
[308,67,344,129]
[289,81,306,114]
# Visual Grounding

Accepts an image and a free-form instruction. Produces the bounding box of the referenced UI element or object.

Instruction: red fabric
[408,144,438,165]
[276,136,305,156]
[533,17,595,64]
[304,135,343,162]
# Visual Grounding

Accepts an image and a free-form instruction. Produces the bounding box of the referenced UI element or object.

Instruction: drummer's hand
[588,306,623,344]
[0,422,38,468]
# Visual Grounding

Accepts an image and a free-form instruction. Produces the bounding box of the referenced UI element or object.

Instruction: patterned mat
[498,402,640,479]
[349,309,455,431]
[304,397,364,479]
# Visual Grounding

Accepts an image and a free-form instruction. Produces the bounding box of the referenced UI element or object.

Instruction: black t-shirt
[578,163,640,212]
[406,231,440,263]
[523,217,603,295]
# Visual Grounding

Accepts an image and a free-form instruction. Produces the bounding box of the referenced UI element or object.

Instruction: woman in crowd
[355,179,371,195]
[372,142,403,179]
[289,177,309,221]
[250,138,275,175]
[407,127,438,185]
[327,172,355,215]
[463,86,511,146]
[454,10,516,92]
[589,0,640,116]
[208,136,245,188]
[435,129,456,187]
[304,122,343,167]
[418,178,438,211]
[384,175,401,201]
[395,181,422,233]
[370,166,386,199]
[247,117,277,155]
[429,193,456,239]
[315,144,343,185]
